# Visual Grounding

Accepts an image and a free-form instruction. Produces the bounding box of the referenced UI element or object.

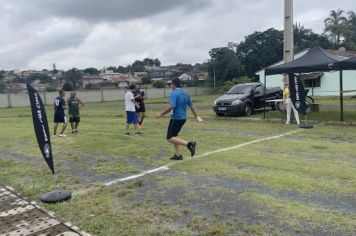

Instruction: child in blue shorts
[125,85,142,135]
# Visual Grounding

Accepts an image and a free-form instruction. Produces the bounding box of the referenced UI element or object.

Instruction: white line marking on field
[195,129,300,158]
[103,129,301,186]
[105,166,170,186]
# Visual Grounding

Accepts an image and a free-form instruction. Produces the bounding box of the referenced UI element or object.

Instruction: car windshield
[227,85,252,94]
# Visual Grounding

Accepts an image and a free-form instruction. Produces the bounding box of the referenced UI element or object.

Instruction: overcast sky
[0,0,355,70]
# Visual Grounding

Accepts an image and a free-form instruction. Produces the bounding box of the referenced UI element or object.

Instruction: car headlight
[231,100,242,105]
[214,100,218,105]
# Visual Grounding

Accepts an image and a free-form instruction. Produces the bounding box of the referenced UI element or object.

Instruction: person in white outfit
[283,85,300,125]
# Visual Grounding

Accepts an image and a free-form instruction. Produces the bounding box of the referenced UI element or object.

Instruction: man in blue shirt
[156,78,203,160]
[53,89,67,137]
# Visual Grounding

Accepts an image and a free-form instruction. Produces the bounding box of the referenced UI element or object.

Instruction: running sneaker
[170,154,183,160]
[59,134,67,137]
[52,134,57,138]
[187,141,196,157]
[125,132,130,136]
[135,131,143,135]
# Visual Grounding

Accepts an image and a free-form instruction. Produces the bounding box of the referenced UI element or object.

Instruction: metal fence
[0,87,211,108]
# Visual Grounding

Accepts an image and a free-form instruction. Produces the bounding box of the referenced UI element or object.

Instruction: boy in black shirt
[53,90,67,137]
[134,85,146,128]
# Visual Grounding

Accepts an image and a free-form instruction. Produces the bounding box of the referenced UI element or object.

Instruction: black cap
[172,78,182,88]
[129,85,136,90]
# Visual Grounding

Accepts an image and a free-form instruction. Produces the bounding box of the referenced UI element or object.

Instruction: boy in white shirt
[125,85,142,135]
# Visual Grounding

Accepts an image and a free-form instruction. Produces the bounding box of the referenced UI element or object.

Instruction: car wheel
[244,104,253,116]
[216,113,224,117]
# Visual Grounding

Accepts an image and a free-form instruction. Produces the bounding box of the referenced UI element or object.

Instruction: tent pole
[340,70,344,122]
[263,73,266,119]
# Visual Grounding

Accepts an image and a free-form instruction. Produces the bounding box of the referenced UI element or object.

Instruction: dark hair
[129,85,136,90]
[172,78,182,88]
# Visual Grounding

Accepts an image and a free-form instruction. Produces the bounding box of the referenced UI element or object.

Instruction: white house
[101,70,124,81]
[179,73,192,81]
[256,49,356,96]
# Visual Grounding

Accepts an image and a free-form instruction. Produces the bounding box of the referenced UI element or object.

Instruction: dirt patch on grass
[0,150,145,185]
[0,150,44,167]
[124,169,355,235]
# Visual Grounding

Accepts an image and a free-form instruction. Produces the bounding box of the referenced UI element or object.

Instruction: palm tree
[294,23,313,50]
[344,11,356,49]
[347,11,356,31]
[324,9,348,45]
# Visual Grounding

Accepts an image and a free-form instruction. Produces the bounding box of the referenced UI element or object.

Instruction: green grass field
[0,94,355,235]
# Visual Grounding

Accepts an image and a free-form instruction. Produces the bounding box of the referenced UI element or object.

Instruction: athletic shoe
[52,134,57,138]
[75,130,79,134]
[125,132,130,136]
[71,130,75,134]
[59,134,67,137]
[187,141,196,157]
[135,131,143,135]
[170,154,183,160]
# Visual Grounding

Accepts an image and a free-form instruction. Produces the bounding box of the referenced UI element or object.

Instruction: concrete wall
[0,87,211,108]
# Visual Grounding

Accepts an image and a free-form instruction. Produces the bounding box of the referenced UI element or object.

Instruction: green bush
[46,86,57,92]
[153,80,166,88]
[142,76,152,84]
[63,82,73,91]
[0,81,6,93]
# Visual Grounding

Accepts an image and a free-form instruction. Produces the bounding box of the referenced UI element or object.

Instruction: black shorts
[135,102,145,113]
[54,113,67,123]
[69,116,80,123]
[166,119,186,139]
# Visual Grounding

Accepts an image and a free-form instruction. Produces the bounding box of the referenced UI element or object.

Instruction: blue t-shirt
[169,88,192,120]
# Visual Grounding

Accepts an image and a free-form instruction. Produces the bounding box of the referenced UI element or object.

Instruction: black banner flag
[288,73,307,115]
[27,83,54,174]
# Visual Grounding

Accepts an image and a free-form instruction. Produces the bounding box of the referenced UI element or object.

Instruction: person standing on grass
[284,84,300,125]
[125,85,142,135]
[155,78,203,160]
[67,91,85,134]
[53,89,67,137]
[134,84,146,129]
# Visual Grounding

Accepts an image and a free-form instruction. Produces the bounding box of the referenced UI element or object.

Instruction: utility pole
[284,0,294,84]
[209,59,216,88]
[213,61,216,89]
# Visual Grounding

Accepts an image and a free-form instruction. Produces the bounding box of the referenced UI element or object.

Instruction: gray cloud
[0,0,355,70]
[1,0,211,24]
[49,0,210,21]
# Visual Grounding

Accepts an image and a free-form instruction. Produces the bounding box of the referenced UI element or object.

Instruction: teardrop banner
[27,83,55,174]
[288,73,307,115]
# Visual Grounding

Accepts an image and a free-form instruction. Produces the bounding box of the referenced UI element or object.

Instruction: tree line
[207,9,356,88]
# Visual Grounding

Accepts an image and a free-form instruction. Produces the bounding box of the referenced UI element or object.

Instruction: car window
[227,85,253,94]
[254,86,263,95]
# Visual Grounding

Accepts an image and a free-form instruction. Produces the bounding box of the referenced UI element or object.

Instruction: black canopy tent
[265,45,343,75]
[264,45,346,121]
[336,56,356,70]
[334,56,356,121]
